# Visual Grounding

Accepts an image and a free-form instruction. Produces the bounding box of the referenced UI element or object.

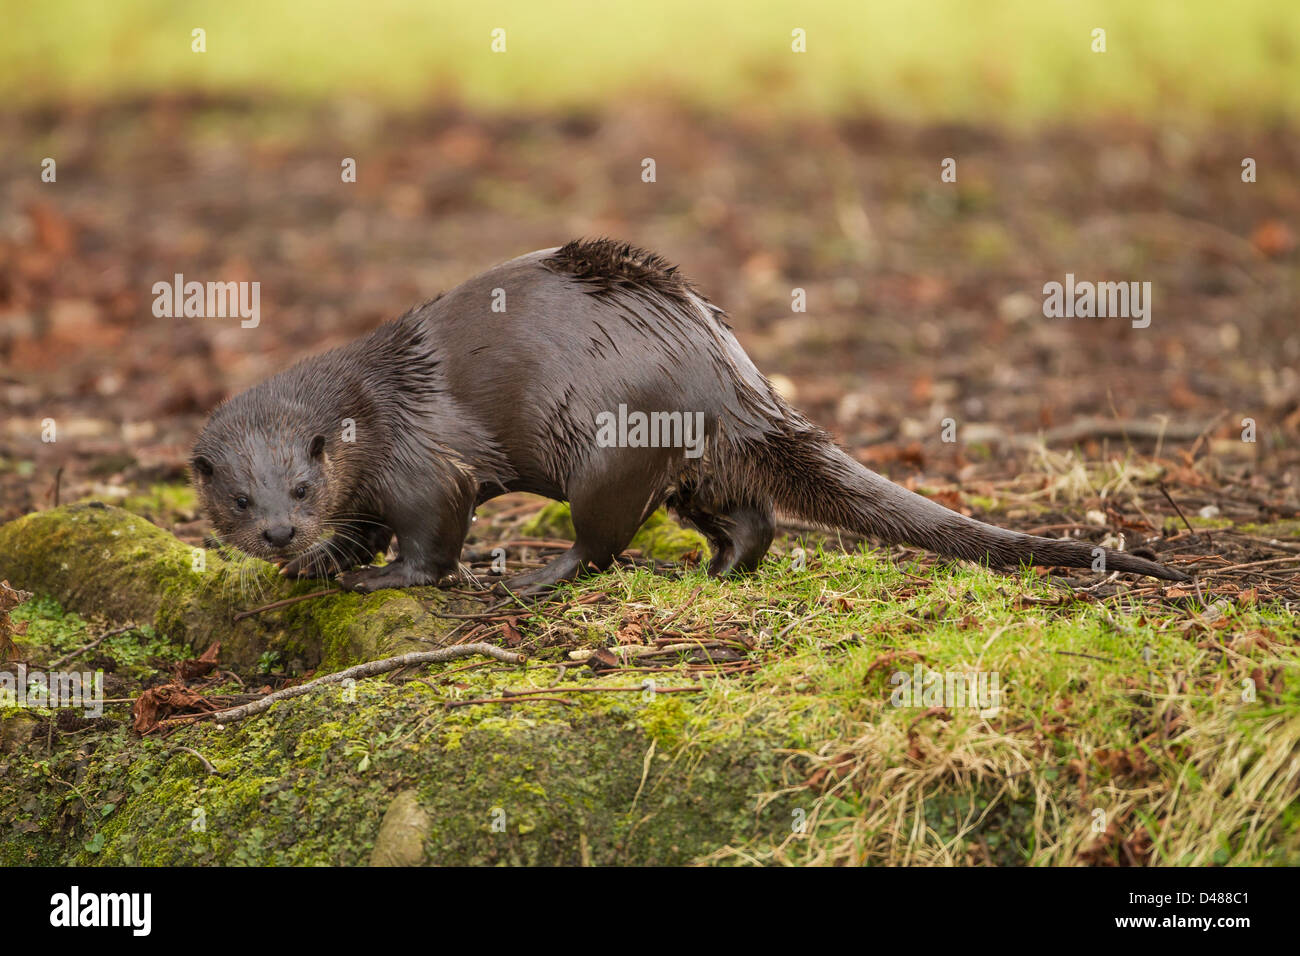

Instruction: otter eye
[234,496,249,510]
[294,484,308,500]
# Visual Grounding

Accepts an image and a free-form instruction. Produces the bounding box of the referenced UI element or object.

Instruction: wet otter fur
[191,238,1189,593]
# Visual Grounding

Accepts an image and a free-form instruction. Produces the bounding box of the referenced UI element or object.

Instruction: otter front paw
[339,561,437,593]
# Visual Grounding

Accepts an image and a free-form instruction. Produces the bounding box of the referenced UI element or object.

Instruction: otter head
[191,419,333,562]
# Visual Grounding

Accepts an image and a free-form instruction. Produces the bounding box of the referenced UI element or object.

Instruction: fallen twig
[1052,650,1118,664]
[498,684,703,696]
[658,585,703,631]
[426,606,515,620]
[492,538,576,551]
[1159,482,1201,541]
[49,623,139,668]
[168,745,222,775]
[1207,556,1300,575]
[232,588,338,622]
[445,695,575,708]
[568,642,745,662]
[189,644,526,724]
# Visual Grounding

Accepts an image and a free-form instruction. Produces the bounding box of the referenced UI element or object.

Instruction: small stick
[497,684,704,696]
[168,745,222,775]
[49,624,138,668]
[446,696,575,708]
[233,588,338,622]
[1072,571,1120,594]
[774,612,820,643]
[568,642,739,661]
[1052,650,1117,663]
[1159,482,1203,542]
[191,644,526,724]
[425,606,514,621]
[1186,409,1229,462]
[658,585,703,631]
[52,466,63,508]
[452,622,490,646]
[1207,556,1300,574]
[492,539,576,550]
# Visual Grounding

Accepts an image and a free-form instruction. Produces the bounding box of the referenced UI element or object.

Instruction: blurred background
[1,0,1297,523]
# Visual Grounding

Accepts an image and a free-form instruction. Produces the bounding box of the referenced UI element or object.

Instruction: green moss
[519,501,576,539]
[120,483,198,520]
[0,503,467,671]
[629,509,708,562]
[1236,518,1300,539]
[0,671,790,866]
[1184,516,1236,530]
[519,502,707,562]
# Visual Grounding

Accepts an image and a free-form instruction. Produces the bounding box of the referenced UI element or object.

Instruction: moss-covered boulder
[0,503,480,671]
[1,672,794,866]
[0,502,798,866]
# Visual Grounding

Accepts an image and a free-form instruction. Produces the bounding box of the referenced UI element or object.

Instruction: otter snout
[263,524,296,548]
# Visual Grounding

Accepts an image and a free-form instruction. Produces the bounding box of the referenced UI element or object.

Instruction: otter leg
[671,496,775,577]
[279,520,392,580]
[340,496,470,593]
[501,478,661,597]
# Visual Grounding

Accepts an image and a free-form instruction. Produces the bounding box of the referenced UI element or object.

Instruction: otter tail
[744,423,1189,583]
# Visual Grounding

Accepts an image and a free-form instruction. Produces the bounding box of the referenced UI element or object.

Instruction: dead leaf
[176,641,222,680]
[499,617,524,647]
[131,683,214,734]
[0,580,34,664]
[1250,219,1296,258]
[585,648,620,674]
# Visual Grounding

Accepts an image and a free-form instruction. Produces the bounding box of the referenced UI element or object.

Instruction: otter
[191,238,1188,594]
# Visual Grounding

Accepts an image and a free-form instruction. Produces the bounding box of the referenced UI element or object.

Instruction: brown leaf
[864,650,926,682]
[131,683,213,734]
[26,201,76,255]
[1094,746,1156,781]
[1121,827,1154,866]
[176,641,222,680]
[0,580,34,664]
[804,751,857,792]
[1229,630,1280,654]
[585,647,621,674]
[1066,758,1089,793]
[500,617,524,647]
[615,617,644,645]
[1247,666,1285,703]
[1079,820,1122,867]
[1250,219,1296,258]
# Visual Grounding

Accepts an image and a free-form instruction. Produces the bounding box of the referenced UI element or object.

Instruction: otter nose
[263,525,296,548]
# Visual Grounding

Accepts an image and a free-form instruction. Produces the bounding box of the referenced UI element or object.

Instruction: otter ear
[192,455,215,481]
[308,434,326,460]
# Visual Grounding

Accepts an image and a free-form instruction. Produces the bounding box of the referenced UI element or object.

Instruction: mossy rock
[0,503,477,672]
[0,676,794,866]
[0,504,794,866]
